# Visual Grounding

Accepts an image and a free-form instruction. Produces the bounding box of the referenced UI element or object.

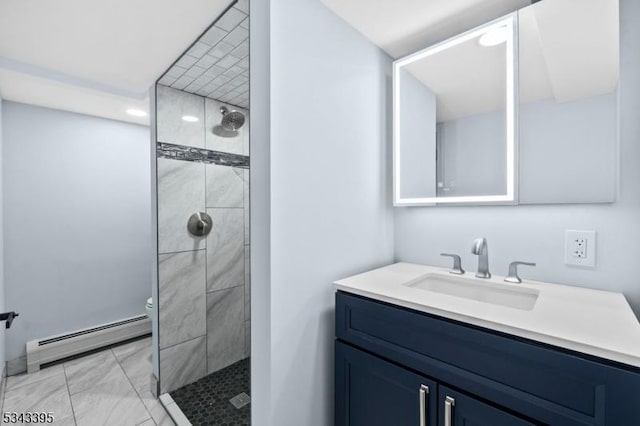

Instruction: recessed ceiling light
[479,26,508,47]
[182,115,200,122]
[126,108,147,117]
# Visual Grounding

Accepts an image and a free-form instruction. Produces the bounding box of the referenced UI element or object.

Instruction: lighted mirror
[393,15,517,206]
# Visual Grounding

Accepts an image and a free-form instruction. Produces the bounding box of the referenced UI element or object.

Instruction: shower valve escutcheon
[187,212,213,237]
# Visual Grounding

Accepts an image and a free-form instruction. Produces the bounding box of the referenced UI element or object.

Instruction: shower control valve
[187,212,213,237]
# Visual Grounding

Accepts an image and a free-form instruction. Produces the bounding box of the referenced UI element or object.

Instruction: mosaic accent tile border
[157,142,249,168]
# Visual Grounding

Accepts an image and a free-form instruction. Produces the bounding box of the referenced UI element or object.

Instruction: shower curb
[159,393,193,426]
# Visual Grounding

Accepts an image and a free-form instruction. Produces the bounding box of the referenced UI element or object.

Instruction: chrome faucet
[471,238,491,278]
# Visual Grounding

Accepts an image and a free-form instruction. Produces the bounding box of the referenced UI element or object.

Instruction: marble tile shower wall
[156,85,250,393]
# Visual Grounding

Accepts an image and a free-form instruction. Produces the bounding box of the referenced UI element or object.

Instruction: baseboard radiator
[26,315,151,373]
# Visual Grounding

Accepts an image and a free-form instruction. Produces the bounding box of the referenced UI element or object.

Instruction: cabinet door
[336,341,437,426]
[438,386,536,426]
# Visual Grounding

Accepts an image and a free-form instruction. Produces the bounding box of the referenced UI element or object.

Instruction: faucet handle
[440,253,465,275]
[505,261,536,284]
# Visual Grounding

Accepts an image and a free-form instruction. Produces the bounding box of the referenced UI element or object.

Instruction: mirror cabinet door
[518,0,618,204]
[394,15,517,206]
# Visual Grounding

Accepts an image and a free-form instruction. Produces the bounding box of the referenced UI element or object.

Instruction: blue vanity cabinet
[335,341,438,426]
[335,291,640,425]
[336,341,534,426]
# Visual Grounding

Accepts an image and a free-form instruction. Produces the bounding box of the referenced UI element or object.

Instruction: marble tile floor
[1,337,175,426]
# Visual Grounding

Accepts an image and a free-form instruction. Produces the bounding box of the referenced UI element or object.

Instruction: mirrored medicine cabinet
[393,0,619,206]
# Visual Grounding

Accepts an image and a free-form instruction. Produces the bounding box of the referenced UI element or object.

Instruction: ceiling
[159,1,249,108]
[320,0,532,58]
[0,68,150,125]
[0,0,235,125]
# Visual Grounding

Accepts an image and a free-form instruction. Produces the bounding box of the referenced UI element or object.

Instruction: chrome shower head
[220,106,245,131]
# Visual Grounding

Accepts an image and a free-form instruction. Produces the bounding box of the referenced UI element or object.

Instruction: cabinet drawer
[336,291,640,425]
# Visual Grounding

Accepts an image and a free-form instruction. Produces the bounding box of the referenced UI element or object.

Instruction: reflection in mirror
[518,0,618,203]
[394,15,516,205]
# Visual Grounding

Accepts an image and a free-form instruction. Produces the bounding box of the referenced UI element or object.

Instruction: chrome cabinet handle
[440,253,465,275]
[444,396,455,426]
[419,384,429,426]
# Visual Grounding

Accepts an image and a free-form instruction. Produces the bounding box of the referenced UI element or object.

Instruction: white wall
[519,92,617,203]
[394,0,640,315]
[249,0,272,422]
[255,0,395,424]
[398,69,436,199]
[438,109,506,197]
[2,101,152,361]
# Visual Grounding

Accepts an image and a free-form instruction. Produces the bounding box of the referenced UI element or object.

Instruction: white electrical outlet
[565,230,596,267]
[573,238,587,258]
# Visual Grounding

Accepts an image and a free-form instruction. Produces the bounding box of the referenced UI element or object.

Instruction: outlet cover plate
[565,230,596,267]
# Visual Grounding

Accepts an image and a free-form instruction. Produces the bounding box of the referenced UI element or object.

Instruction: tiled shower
[156,85,250,394]
[152,2,251,421]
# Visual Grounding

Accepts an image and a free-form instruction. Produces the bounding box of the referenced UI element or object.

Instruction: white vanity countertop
[334,262,640,368]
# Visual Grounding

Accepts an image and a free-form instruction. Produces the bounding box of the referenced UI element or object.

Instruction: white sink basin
[405,273,539,310]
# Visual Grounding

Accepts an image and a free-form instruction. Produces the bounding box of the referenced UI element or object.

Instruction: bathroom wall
[155,84,250,393]
[519,92,617,203]
[437,108,507,197]
[394,0,640,315]
[399,69,437,199]
[255,0,396,424]
[2,102,152,363]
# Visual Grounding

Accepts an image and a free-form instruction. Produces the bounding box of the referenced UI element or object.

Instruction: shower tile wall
[160,336,207,393]
[206,286,244,373]
[157,85,205,148]
[156,85,250,393]
[159,250,206,348]
[207,207,244,292]
[157,159,205,254]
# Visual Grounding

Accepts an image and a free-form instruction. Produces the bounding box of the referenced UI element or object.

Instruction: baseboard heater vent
[26,315,151,373]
